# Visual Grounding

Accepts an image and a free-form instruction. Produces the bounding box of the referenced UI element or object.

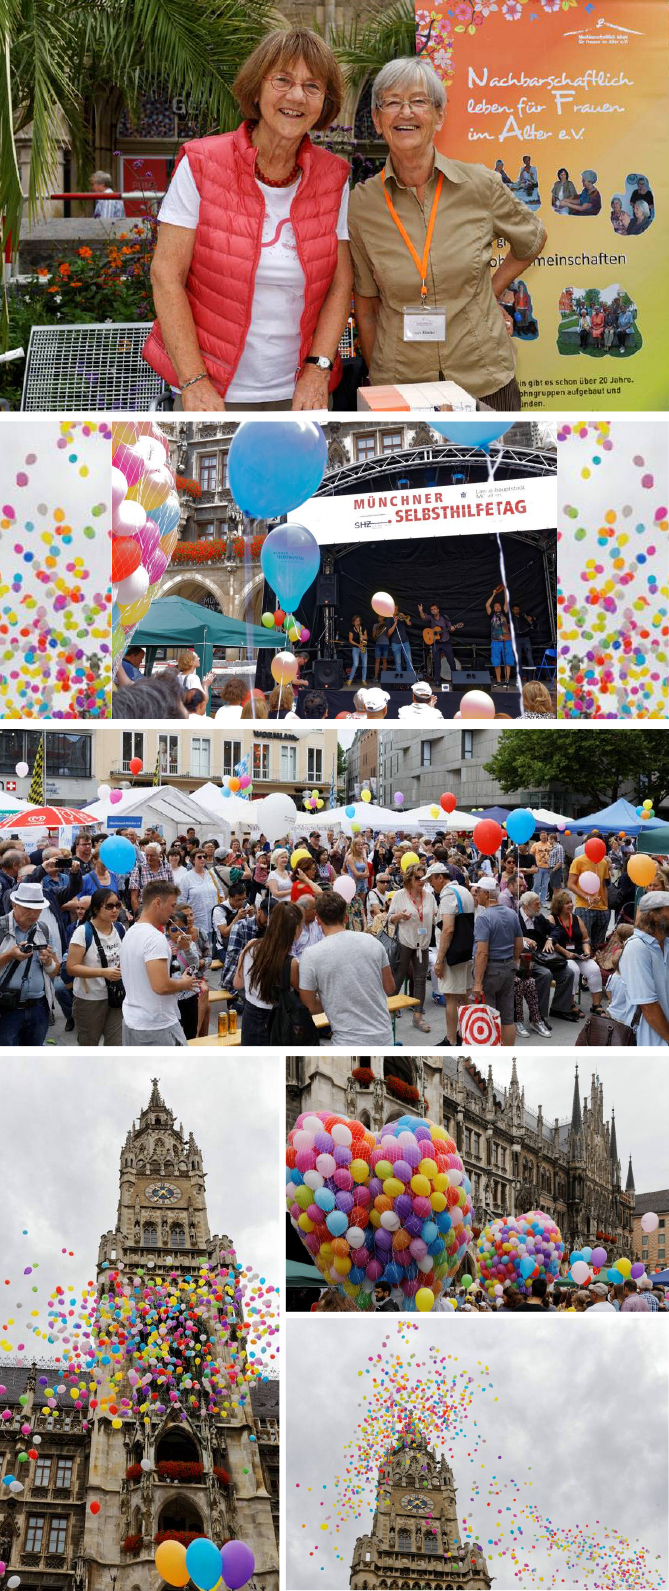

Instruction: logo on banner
[564,17,642,44]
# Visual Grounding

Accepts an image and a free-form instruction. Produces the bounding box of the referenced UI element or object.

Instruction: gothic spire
[625,1155,635,1191]
[510,1056,519,1087]
[609,1107,618,1162]
[570,1065,582,1133]
[149,1077,164,1110]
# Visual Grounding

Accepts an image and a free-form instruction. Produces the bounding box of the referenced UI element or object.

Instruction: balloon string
[243,515,256,721]
[485,445,525,720]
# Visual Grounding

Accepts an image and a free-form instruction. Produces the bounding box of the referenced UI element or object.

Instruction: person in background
[179,849,220,944]
[567,843,611,952]
[119,880,197,1046]
[564,170,602,215]
[620,1278,650,1312]
[387,860,436,1033]
[549,888,605,1022]
[299,890,395,1048]
[119,645,145,681]
[471,879,523,1046]
[66,887,124,1047]
[233,900,301,1044]
[128,841,173,916]
[607,892,669,1046]
[92,170,125,220]
[0,880,60,1045]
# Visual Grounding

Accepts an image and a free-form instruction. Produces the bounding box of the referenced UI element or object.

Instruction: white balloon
[97,784,111,802]
[8,1576,21,1587]
[15,761,29,778]
[255,792,298,845]
[301,1115,324,1137]
[380,1210,400,1230]
[417,1255,433,1273]
[641,1211,659,1233]
[302,1170,324,1191]
[111,465,129,511]
[347,1227,366,1249]
[117,566,150,607]
[140,1459,153,1473]
[331,1123,352,1147]
[112,498,147,537]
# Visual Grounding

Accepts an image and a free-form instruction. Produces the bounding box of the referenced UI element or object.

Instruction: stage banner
[415,0,668,410]
[286,473,555,543]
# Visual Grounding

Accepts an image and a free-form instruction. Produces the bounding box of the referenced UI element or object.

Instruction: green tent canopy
[637,825,669,855]
[130,594,283,697]
[286,1260,323,1289]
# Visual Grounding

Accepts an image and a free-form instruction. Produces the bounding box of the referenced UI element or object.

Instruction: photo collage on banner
[0,2,667,1590]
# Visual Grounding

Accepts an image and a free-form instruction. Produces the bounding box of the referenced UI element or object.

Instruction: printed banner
[286,474,555,542]
[416,0,668,409]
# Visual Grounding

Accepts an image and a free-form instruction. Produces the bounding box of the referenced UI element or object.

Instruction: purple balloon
[393,1160,413,1183]
[333,1144,352,1166]
[394,1194,413,1220]
[335,1191,354,1214]
[145,547,169,583]
[220,1541,255,1591]
[631,1262,646,1279]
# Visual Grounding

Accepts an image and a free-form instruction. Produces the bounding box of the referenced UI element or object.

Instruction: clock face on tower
[403,1494,431,1514]
[146,1182,181,1205]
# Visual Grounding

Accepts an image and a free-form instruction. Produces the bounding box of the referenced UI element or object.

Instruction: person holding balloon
[567,839,612,952]
[606,892,669,1047]
[144,28,353,411]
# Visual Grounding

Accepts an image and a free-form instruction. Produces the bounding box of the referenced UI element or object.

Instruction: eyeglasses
[268,73,325,99]
[105,902,120,911]
[378,95,432,113]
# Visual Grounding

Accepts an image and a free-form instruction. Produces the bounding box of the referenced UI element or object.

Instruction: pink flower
[541,0,561,10]
[502,0,522,16]
[455,2,471,17]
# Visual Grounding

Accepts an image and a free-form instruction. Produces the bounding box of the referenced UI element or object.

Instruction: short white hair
[372,57,446,114]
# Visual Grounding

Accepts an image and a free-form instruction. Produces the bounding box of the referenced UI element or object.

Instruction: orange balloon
[155,1541,189,1587]
[228,778,241,793]
[627,853,656,887]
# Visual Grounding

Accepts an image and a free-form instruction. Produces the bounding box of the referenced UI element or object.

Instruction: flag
[28,738,44,805]
[234,753,250,778]
[330,759,336,811]
[152,748,161,787]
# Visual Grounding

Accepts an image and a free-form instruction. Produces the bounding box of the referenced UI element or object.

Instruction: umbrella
[0,805,101,829]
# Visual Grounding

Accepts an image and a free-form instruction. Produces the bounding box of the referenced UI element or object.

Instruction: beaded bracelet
[181,373,208,392]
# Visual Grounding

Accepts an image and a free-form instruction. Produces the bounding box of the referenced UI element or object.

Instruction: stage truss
[315,441,557,496]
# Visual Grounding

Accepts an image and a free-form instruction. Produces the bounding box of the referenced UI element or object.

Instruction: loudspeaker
[451,668,491,687]
[317,573,339,604]
[380,665,417,687]
[313,657,343,689]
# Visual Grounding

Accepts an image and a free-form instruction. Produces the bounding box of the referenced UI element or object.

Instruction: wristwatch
[304,355,333,371]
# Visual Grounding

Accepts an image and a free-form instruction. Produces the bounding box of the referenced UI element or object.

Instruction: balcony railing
[172,535,266,569]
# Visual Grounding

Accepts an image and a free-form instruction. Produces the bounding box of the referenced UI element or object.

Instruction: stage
[302,685,525,720]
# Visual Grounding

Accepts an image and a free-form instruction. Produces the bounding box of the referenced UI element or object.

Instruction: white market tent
[294,802,401,834]
[84,784,230,848]
[400,805,478,831]
[195,781,258,828]
[0,794,30,813]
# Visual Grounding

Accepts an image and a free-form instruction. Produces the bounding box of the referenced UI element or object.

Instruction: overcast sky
[465,1053,667,1193]
[286,1318,667,1591]
[0,1056,282,1364]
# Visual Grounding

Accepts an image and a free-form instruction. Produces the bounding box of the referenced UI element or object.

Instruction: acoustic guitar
[422,622,463,645]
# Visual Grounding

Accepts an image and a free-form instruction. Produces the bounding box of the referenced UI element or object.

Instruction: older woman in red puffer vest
[143,29,352,413]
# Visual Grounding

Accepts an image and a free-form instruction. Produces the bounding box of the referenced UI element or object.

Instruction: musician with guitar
[418,602,463,685]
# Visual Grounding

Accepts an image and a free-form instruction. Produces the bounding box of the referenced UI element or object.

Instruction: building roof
[633,1190,669,1218]
[0,1365,74,1408]
[441,1056,571,1144]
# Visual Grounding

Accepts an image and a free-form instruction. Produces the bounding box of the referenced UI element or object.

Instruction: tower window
[143,1223,158,1247]
[398,1529,412,1551]
[49,1518,68,1554]
[425,1533,438,1554]
[170,1224,186,1249]
[55,1458,73,1489]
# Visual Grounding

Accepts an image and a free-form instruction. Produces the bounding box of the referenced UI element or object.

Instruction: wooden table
[207,989,234,1006]
[189,1031,241,1047]
[313,992,420,1042]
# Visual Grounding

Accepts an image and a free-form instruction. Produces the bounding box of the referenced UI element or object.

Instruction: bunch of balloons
[221,774,253,800]
[260,606,311,646]
[287,1111,474,1312]
[636,798,656,820]
[477,1211,564,1297]
[156,1536,255,1591]
[111,420,180,669]
[303,789,324,811]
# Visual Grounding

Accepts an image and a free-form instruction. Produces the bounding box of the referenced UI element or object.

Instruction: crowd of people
[308,1273,668,1313]
[0,813,665,1048]
[577,296,637,355]
[113,645,556,724]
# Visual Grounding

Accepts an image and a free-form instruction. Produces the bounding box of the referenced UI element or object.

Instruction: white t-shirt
[242,941,274,1009]
[119,922,179,1031]
[170,865,189,891]
[158,155,349,402]
[397,702,445,721]
[69,922,122,1001]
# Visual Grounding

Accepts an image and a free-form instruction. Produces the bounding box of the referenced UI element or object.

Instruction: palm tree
[329,0,417,96]
[0,0,276,346]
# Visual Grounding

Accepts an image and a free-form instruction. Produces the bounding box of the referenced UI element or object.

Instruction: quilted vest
[142,120,349,397]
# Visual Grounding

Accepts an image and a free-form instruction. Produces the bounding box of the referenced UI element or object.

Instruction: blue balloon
[345,804,356,819]
[228,420,328,517]
[581,1245,592,1262]
[430,420,511,451]
[315,1188,335,1212]
[221,785,231,798]
[186,1537,224,1591]
[260,522,321,612]
[520,1255,535,1279]
[100,835,136,874]
[150,494,181,536]
[608,1267,623,1285]
[505,807,536,844]
[325,1210,348,1237]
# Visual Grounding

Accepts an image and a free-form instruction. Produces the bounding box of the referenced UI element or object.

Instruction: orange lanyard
[382,170,444,301]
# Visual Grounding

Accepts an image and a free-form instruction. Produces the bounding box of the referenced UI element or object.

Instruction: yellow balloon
[160,527,180,560]
[616,1256,632,1277]
[430,805,440,819]
[118,593,151,629]
[111,1417,122,1429]
[316,799,324,809]
[113,421,141,448]
[416,1287,435,1312]
[291,848,311,870]
[127,465,173,512]
[155,1540,189,1587]
[401,850,420,871]
[361,788,372,802]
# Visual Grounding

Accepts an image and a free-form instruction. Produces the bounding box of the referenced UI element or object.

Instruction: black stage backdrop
[255,527,554,692]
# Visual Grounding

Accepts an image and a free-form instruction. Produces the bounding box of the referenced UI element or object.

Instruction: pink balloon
[134,518,161,558]
[239,775,251,790]
[300,627,310,642]
[145,548,169,583]
[333,875,355,903]
[578,870,600,896]
[112,441,146,487]
[460,689,495,719]
[371,591,395,618]
[109,790,123,805]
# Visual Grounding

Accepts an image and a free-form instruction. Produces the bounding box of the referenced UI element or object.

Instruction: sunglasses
[104,901,120,910]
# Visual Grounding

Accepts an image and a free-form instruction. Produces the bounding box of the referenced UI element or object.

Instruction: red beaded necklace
[255,158,301,188]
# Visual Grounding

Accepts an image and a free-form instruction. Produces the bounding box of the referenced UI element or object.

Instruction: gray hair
[582,169,597,182]
[371,57,446,114]
[92,169,113,187]
[634,199,650,218]
[520,891,541,910]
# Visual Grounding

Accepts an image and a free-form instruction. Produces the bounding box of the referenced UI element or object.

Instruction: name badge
[403,304,446,342]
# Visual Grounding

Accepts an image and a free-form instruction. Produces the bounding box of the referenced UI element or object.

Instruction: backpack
[268,958,321,1046]
[443,886,475,966]
[62,919,125,1006]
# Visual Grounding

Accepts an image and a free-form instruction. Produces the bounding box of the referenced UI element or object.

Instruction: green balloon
[261,612,275,628]
[461,1274,473,1289]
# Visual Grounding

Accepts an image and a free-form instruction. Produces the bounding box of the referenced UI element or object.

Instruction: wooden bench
[190,993,420,1046]
[207,988,235,1005]
[189,1030,242,1047]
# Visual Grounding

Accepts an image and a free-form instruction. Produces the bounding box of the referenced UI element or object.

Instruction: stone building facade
[0,1082,278,1591]
[349,1425,491,1590]
[376,725,598,816]
[286,1055,635,1271]
[631,1187,668,1272]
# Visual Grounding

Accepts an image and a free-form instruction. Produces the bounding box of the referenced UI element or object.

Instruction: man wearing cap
[471,880,523,1046]
[397,680,445,722]
[361,687,390,720]
[0,881,60,1045]
[586,1282,616,1312]
[427,863,475,1045]
[607,892,669,1046]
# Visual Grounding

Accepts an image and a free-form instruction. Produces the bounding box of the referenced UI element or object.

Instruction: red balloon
[440,792,457,813]
[584,836,606,863]
[89,1501,100,1515]
[129,757,143,775]
[111,537,142,584]
[473,819,503,857]
[273,608,285,626]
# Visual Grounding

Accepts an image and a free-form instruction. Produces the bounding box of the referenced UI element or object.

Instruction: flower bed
[213,1466,230,1488]
[232,535,266,561]
[156,1460,204,1483]
[172,540,227,566]
[125,1463,143,1482]
[351,1067,374,1087]
[154,1531,205,1547]
[121,1535,142,1554]
[176,476,202,498]
[384,1075,419,1105]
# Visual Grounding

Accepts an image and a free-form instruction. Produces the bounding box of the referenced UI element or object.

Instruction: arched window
[425,1533,438,1554]
[398,1529,412,1551]
[143,1223,158,1247]
[170,1224,186,1249]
